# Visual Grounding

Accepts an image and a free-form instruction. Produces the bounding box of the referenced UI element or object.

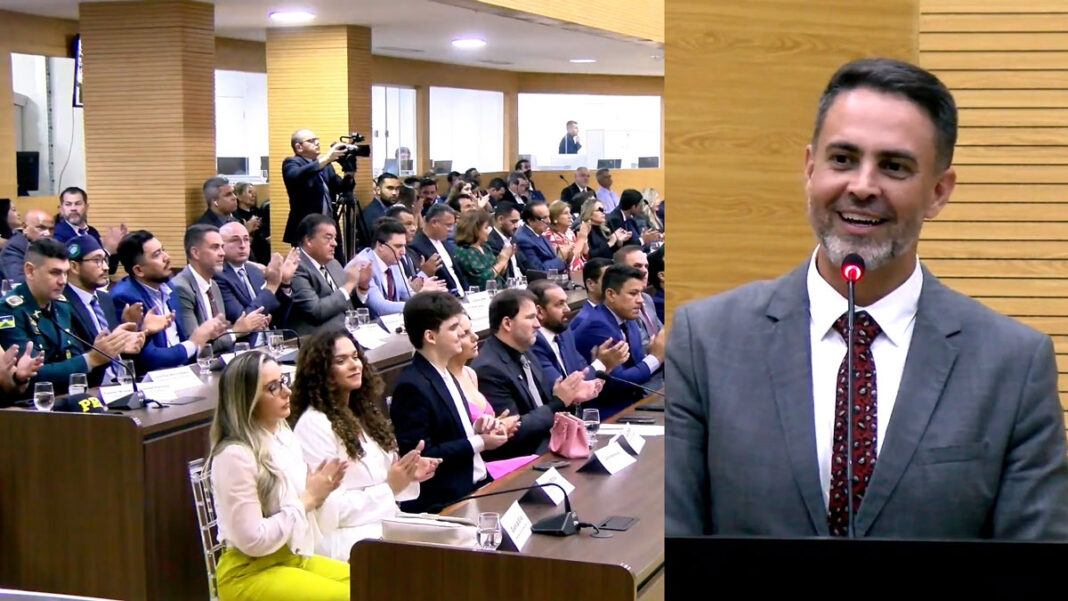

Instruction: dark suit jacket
[530,329,595,386]
[560,183,593,214]
[514,226,565,272]
[568,301,597,333]
[572,303,651,412]
[65,284,120,386]
[390,352,485,513]
[606,207,643,248]
[110,277,191,372]
[486,229,526,278]
[0,232,27,283]
[471,336,565,459]
[281,155,353,246]
[360,197,388,245]
[408,231,462,296]
[170,266,234,353]
[194,210,234,228]
[53,221,101,244]
[586,226,616,260]
[287,251,353,335]
[665,261,1068,539]
[214,262,289,326]
[559,135,581,154]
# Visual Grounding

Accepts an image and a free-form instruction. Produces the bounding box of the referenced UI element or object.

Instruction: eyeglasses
[77,256,108,266]
[265,373,292,395]
[594,208,605,213]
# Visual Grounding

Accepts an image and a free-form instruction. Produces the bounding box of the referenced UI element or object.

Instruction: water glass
[33,382,54,412]
[0,279,11,295]
[117,360,135,386]
[68,373,88,395]
[476,512,502,551]
[197,345,213,377]
[345,310,359,332]
[505,277,517,289]
[582,408,601,446]
[268,332,284,356]
[356,308,370,327]
[547,269,559,283]
[233,342,250,355]
[468,286,480,297]
[485,280,498,296]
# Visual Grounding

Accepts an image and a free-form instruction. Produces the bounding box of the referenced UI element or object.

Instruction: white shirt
[210,426,317,557]
[493,227,520,275]
[136,280,196,359]
[539,327,605,376]
[302,247,363,303]
[293,407,417,559]
[429,237,465,298]
[611,310,661,374]
[189,267,216,322]
[429,361,487,483]
[807,248,921,507]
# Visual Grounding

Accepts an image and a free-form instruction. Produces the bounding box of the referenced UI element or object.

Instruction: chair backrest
[188,457,224,601]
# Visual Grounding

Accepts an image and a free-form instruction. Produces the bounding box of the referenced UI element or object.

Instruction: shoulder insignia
[0,315,14,330]
[5,295,23,307]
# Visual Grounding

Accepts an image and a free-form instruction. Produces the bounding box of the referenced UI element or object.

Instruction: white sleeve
[210,445,308,558]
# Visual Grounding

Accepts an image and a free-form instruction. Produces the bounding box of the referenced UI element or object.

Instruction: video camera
[336,132,371,172]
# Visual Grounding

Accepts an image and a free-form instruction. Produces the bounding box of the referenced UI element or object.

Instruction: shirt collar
[539,327,558,346]
[371,248,390,274]
[189,266,213,295]
[300,247,327,269]
[493,227,512,244]
[806,247,922,347]
[66,220,87,232]
[227,261,248,273]
[68,283,96,305]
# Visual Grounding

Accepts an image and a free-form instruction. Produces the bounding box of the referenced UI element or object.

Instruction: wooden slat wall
[920,1,1068,420]
[265,26,372,255]
[80,1,215,269]
[440,0,664,44]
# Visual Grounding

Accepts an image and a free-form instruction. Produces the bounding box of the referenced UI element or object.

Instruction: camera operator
[282,129,353,262]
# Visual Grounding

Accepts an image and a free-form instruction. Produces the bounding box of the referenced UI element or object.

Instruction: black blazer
[586,226,616,260]
[471,336,564,459]
[408,231,461,295]
[606,207,642,248]
[281,155,353,246]
[390,352,483,513]
[560,183,592,214]
[65,284,120,386]
[486,229,526,278]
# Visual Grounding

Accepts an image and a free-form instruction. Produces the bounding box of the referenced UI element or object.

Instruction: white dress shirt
[293,407,418,559]
[429,237,465,298]
[539,327,605,375]
[136,280,196,359]
[493,227,520,276]
[210,426,317,557]
[430,361,486,483]
[807,248,921,507]
[189,267,216,321]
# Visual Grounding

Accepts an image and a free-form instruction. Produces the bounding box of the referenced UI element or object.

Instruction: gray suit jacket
[289,250,352,335]
[637,291,662,350]
[666,260,1068,540]
[170,266,233,353]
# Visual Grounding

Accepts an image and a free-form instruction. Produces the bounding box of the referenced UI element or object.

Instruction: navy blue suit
[568,301,597,333]
[281,154,353,246]
[110,277,191,372]
[514,225,565,272]
[606,207,643,249]
[408,231,462,296]
[573,304,653,412]
[486,229,526,278]
[53,221,101,245]
[214,263,290,325]
[65,284,120,386]
[559,135,581,154]
[530,329,596,386]
[360,198,388,244]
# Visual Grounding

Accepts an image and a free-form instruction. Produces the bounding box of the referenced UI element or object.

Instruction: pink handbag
[548,412,590,459]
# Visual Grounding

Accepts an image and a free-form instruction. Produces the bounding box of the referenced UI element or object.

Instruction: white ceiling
[0,0,664,76]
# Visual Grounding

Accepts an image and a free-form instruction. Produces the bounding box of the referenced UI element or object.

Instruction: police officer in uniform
[0,238,140,393]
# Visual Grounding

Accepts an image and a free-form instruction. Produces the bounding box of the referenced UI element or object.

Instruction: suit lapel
[299,251,331,292]
[414,354,466,436]
[66,287,98,338]
[209,280,225,318]
[765,262,829,535]
[226,265,253,305]
[854,271,960,536]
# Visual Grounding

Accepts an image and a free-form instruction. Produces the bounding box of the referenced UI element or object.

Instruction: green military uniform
[0,287,89,393]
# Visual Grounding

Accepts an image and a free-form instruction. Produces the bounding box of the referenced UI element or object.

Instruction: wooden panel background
[80,0,215,269]
[919,0,1068,420]
[439,0,664,44]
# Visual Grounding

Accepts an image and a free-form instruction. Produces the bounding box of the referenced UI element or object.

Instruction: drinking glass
[33,382,54,412]
[345,310,359,332]
[117,360,135,387]
[356,308,370,327]
[233,342,250,355]
[547,269,559,283]
[505,277,517,289]
[485,280,498,296]
[476,512,502,551]
[582,408,601,446]
[468,286,480,297]
[0,279,11,295]
[68,373,88,395]
[197,345,213,377]
[268,332,284,356]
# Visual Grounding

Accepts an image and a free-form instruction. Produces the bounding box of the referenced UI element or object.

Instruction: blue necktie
[237,267,256,300]
[89,295,109,335]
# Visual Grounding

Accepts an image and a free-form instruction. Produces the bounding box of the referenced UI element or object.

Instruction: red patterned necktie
[827,310,881,536]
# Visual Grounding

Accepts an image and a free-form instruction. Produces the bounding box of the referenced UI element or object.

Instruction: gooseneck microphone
[431,483,595,536]
[840,252,865,539]
[593,370,664,398]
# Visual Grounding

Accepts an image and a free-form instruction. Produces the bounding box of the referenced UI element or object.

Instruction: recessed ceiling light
[451,38,487,50]
[569,58,597,64]
[268,10,315,24]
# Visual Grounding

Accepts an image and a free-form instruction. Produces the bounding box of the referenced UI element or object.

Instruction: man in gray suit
[288,214,370,335]
[171,224,270,353]
[666,58,1068,540]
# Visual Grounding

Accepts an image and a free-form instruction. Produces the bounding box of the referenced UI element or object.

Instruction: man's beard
[66,214,85,226]
[807,197,921,273]
[544,318,567,335]
[145,272,171,285]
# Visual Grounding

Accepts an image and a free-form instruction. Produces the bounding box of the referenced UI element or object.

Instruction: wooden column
[80,1,215,267]
[266,25,372,255]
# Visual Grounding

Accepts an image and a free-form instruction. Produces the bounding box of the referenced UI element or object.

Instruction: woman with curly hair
[207,351,349,601]
[290,329,440,560]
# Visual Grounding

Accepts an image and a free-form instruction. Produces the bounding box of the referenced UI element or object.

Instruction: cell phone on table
[615,415,656,425]
[533,460,571,471]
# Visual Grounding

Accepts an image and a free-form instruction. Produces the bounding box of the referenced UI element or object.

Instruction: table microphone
[840,252,865,539]
[593,370,664,398]
[435,483,590,536]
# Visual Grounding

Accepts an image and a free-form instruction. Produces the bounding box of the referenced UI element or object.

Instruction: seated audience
[641,187,665,233]
[389,292,508,512]
[581,196,629,261]
[472,289,600,458]
[486,202,525,279]
[607,189,662,251]
[486,178,507,208]
[0,209,54,283]
[561,167,594,214]
[215,221,297,330]
[289,214,369,336]
[0,342,41,401]
[614,246,663,350]
[447,193,477,215]
[544,200,588,277]
[0,198,17,250]
[290,330,440,559]
[384,205,445,293]
[346,218,413,318]
[647,246,665,323]
[515,202,566,273]
[233,183,270,263]
[52,187,127,275]
[594,168,620,214]
[195,176,238,228]
[452,210,511,292]
[361,172,401,245]
[571,258,612,332]
[207,351,349,600]
[417,177,439,217]
[515,158,545,202]
[407,204,465,298]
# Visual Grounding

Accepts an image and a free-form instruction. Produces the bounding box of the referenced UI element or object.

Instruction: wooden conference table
[0,289,593,601]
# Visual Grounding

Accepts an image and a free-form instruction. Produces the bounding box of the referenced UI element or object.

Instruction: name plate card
[500,500,532,551]
[353,324,391,350]
[98,384,135,404]
[379,313,405,334]
[142,365,203,391]
[616,428,646,456]
[466,293,492,331]
[579,440,637,475]
[519,467,575,506]
[134,380,178,402]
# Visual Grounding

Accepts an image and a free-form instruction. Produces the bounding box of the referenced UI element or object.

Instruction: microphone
[840,252,865,539]
[593,370,664,398]
[558,174,569,184]
[442,483,585,536]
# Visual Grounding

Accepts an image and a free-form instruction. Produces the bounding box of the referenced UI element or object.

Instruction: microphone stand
[433,483,597,536]
[593,370,664,398]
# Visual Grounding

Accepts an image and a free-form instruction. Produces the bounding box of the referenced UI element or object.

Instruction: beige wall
[447,0,664,43]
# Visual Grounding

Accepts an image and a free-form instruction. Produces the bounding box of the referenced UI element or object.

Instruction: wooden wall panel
[666,0,918,315]
[439,0,663,44]
[918,0,1068,424]
[80,1,215,269]
[215,37,267,72]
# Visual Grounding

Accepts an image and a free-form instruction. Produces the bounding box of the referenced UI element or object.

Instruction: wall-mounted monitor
[638,156,660,168]
[217,156,249,175]
[596,159,621,169]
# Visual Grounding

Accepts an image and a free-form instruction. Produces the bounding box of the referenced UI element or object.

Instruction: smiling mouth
[838,211,888,227]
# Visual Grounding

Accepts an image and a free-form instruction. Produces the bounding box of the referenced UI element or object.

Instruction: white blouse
[210,426,318,558]
[293,407,418,559]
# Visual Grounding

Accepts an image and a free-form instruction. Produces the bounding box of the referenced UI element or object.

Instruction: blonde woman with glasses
[207,351,350,601]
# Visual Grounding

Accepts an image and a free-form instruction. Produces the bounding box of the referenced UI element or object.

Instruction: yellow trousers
[216,545,349,601]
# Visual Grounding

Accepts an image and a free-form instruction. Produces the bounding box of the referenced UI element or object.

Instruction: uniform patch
[0,315,13,329]
[4,295,22,307]
[56,294,67,302]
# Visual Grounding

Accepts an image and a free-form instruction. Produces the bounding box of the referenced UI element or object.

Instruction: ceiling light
[451,38,487,49]
[268,10,315,24]
[569,59,597,64]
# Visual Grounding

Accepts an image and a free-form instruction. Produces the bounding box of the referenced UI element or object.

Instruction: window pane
[430,87,503,173]
[373,85,417,177]
[215,70,268,181]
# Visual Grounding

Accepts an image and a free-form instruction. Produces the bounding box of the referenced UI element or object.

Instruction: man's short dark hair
[386,204,413,220]
[601,264,644,295]
[376,172,399,187]
[425,203,456,223]
[59,186,87,204]
[118,230,156,275]
[514,159,529,170]
[620,189,642,212]
[583,258,613,289]
[404,176,421,187]
[647,247,664,291]
[506,172,526,186]
[419,177,438,190]
[566,120,578,127]
[595,168,610,179]
[447,171,461,185]
[25,237,69,266]
[447,194,473,213]
[202,176,229,205]
[298,214,335,244]
[488,288,536,332]
[573,190,596,207]
[403,291,464,348]
[527,279,563,308]
[372,217,407,246]
[494,201,519,221]
[184,224,219,258]
[521,201,547,223]
[488,178,507,191]
[814,58,957,170]
[463,167,479,180]
[613,244,642,265]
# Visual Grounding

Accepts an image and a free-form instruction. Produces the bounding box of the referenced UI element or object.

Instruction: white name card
[467,291,491,305]
[617,429,646,456]
[500,500,532,551]
[134,380,178,402]
[533,467,575,506]
[142,365,203,391]
[97,384,135,404]
[580,440,637,475]
[379,312,405,334]
[353,324,391,350]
